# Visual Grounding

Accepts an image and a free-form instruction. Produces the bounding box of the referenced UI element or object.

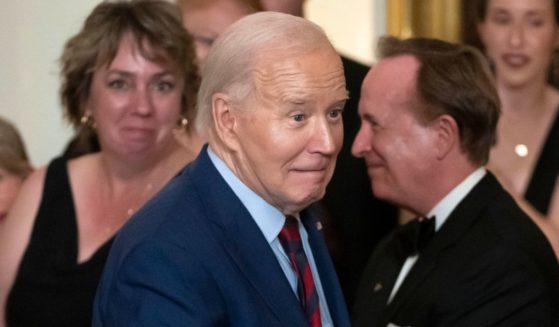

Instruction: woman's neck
[97,137,187,193]
[497,78,550,117]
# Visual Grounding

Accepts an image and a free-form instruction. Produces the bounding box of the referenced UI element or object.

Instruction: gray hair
[196,11,332,131]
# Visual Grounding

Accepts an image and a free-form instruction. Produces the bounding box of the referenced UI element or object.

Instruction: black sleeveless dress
[6,157,113,326]
[524,110,559,215]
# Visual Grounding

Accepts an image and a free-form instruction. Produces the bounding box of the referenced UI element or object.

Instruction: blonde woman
[0,117,32,223]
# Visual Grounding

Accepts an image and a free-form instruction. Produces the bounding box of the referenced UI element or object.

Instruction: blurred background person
[177,0,262,70]
[0,117,32,223]
[476,0,559,258]
[260,0,397,306]
[175,0,261,147]
[0,0,200,326]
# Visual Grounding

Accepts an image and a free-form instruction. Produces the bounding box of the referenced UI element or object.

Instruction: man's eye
[329,109,343,119]
[292,114,305,122]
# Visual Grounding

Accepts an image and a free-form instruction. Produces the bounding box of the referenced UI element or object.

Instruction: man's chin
[288,188,326,210]
[371,184,394,203]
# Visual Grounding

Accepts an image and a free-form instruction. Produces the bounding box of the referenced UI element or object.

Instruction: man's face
[231,47,347,215]
[352,55,439,209]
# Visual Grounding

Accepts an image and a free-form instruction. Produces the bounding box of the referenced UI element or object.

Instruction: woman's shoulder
[67,152,101,181]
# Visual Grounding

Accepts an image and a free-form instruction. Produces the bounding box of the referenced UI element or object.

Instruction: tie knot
[395,216,436,257]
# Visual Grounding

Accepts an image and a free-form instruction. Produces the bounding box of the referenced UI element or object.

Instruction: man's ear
[433,114,458,160]
[211,92,240,150]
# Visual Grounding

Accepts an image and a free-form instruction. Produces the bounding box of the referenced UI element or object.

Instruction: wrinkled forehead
[251,47,347,104]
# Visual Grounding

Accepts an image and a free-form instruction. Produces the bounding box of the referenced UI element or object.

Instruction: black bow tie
[395,216,436,257]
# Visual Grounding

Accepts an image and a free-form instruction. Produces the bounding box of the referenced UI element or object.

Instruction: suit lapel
[301,207,350,326]
[189,147,307,326]
[381,174,499,324]
[352,236,407,327]
[221,211,307,326]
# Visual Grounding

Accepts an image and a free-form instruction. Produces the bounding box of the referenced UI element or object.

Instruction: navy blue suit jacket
[93,146,350,326]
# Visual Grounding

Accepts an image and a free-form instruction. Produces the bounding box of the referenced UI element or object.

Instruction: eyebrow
[491,7,549,16]
[525,10,548,18]
[105,69,176,78]
[362,112,379,124]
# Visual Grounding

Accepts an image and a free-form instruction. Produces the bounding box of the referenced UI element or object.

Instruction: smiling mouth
[365,163,384,177]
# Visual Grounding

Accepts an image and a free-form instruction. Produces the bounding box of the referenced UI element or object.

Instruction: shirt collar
[427,167,486,231]
[207,146,285,244]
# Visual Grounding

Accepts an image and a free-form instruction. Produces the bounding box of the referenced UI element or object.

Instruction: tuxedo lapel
[353,237,407,327]
[380,174,498,324]
[301,208,350,326]
[190,147,307,326]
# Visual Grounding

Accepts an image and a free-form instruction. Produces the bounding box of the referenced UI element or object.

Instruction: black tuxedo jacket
[352,172,559,327]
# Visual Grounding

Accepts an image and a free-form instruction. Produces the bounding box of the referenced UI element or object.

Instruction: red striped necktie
[278,215,322,327]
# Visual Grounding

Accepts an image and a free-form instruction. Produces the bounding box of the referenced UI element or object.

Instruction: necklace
[514,144,529,157]
[124,182,154,216]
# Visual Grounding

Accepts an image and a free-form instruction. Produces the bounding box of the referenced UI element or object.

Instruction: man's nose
[310,118,341,155]
[351,124,371,158]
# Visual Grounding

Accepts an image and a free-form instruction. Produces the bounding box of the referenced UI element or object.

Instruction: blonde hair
[0,117,32,178]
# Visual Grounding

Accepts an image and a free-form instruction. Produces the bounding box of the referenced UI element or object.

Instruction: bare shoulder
[68,152,99,174]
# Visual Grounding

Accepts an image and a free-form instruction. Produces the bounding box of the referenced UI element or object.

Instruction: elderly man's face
[232,47,347,215]
[352,55,439,210]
